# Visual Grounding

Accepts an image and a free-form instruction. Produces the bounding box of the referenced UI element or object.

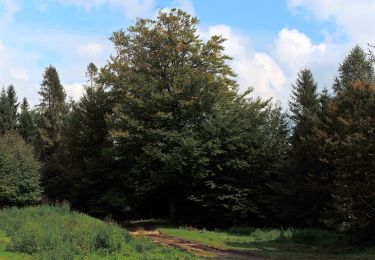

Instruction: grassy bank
[0,205,198,259]
[157,226,375,259]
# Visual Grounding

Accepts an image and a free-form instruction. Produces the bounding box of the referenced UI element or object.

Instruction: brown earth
[130,230,268,260]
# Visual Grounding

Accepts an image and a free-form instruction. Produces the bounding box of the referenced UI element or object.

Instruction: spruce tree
[0,85,19,133]
[36,65,68,201]
[18,98,37,144]
[288,68,324,226]
[0,89,8,133]
[6,85,19,129]
[289,69,320,164]
[65,63,115,216]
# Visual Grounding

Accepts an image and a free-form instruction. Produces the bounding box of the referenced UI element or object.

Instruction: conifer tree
[333,45,375,93]
[18,98,36,144]
[0,85,19,133]
[318,47,375,240]
[288,69,324,225]
[36,65,68,200]
[289,69,320,166]
[65,63,115,216]
[0,89,9,133]
[6,85,19,128]
[321,82,375,241]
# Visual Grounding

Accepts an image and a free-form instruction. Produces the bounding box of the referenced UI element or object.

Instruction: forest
[1,8,375,258]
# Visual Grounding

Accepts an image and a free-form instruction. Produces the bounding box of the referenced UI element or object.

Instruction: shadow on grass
[122,219,172,231]
[223,229,357,258]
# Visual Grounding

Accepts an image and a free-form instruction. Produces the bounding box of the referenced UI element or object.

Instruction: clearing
[126,220,375,259]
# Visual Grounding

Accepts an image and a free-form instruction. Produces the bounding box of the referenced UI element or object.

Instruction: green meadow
[0,205,198,260]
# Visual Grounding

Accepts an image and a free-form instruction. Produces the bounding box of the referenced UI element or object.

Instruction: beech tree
[100,9,237,220]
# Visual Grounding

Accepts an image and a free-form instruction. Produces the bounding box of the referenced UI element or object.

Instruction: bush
[0,132,41,207]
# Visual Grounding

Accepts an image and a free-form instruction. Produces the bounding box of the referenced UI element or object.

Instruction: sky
[0,0,374,106]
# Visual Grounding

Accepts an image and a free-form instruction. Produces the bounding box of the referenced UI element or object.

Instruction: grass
[0,205,199,259]
[157,226,375,259]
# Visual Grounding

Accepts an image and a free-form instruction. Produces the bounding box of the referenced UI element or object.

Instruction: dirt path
[130,230,267,259]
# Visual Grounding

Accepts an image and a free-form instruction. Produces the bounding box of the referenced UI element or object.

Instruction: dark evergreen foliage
[36,65,68,201]
[18,98,37,144]
[64,63,117,216]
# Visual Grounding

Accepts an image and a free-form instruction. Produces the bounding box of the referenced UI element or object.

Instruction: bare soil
[130,230,267,259]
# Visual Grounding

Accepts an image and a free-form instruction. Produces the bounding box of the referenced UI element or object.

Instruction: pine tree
[36,65,68,201]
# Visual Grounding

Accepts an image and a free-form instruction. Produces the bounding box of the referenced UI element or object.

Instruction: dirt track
[131,230,267,259]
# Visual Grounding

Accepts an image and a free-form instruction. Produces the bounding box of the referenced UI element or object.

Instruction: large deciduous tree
[100,9,237,220]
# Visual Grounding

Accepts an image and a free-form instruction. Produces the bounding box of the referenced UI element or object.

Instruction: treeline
[1,9,375,242]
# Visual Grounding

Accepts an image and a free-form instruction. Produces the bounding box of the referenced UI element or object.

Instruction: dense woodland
[1,9,375,243]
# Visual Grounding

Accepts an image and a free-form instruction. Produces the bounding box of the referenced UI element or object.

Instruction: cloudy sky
[0,0,374,106]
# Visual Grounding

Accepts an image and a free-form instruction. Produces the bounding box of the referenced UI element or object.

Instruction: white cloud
[0,0,20,26]
[201,25,287,101]
[77,43,104,57]
[199,25,342,104]
[275,28,327,73]
[11,68,29,81]
[0,25,114,105]
[59,0,155,20]
[287,0,375,44]
[63,82,85,101]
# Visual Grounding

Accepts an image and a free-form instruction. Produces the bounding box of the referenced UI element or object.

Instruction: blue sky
[0,0,374,106]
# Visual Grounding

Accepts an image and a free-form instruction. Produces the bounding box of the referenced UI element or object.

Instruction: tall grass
[0,205,198,259]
